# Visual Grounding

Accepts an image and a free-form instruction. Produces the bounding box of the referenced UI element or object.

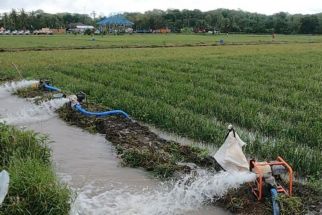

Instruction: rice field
[1,34,322,50]
[0,34,321,177]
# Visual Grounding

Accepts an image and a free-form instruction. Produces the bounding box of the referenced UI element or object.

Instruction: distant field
[1,34,322,50]
[0,35,321,176]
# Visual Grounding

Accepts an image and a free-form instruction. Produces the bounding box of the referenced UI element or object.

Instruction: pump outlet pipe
[270,188,280,215]
[73,103,129,118]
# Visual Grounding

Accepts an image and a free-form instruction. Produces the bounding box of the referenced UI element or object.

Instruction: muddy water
[0,87,232,214]
[0,94,155,186]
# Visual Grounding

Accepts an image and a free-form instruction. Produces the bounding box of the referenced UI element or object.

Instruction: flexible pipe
[43,83,61,92]
[74,103,129,118]
[270,188,280,215]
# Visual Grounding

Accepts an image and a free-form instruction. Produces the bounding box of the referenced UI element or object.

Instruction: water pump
[214,125,293,215]
[249,156,293,200]
[76,91,86,103]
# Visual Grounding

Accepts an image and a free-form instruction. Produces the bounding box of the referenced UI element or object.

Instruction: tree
[19,9,28,30]
[273,12,290,34]
[288,15,302,34]
[2,13,9,29]
[300,15,319,34]
[9,9,18,30]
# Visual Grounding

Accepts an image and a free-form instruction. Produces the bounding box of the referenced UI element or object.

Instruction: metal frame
[250,156,293,200]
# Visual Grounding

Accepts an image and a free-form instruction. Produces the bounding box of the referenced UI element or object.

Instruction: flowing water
[0,81,257,215]
[147,124,219,154]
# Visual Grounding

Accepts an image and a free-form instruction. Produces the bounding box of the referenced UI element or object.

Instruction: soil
[215,185,272,215]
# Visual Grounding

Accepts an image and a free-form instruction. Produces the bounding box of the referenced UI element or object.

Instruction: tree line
[0,9,94,31]
[126,9,322,34]
[1,8,322,34]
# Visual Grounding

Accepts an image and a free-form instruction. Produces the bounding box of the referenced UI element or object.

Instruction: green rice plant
[1,34,322,51]
[0,37,321,177]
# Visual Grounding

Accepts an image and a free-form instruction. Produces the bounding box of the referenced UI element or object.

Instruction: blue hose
[44,83,61,92]
[74,104,129,118]
[271,188,280,215]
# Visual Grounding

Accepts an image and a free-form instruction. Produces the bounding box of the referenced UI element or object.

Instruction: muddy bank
[57,102,218,178]
[216,181,322,215]
[14,86,54,103]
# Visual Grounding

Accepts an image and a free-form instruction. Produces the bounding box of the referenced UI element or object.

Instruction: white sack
[0,170,9,205]
[213,128,249,172]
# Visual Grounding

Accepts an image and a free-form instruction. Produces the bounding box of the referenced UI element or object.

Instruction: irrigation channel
[0,80,256,215]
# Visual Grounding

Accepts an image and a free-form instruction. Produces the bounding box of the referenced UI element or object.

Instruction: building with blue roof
[97,14,134,34]
[97,15,134,27]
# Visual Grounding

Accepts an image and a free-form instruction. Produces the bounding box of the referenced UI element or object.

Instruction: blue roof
[97,15,134,26]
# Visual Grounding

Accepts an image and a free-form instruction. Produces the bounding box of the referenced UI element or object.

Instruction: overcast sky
[1,0,321,16]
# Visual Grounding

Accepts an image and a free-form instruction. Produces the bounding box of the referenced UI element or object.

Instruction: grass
[0,35,321,178]
[0,123,70,215]
[1,34,322,51]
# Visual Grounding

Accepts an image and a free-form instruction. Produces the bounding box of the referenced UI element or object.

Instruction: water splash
[0,98,69,125]
[71,170,256,215]
[0,80,38,98]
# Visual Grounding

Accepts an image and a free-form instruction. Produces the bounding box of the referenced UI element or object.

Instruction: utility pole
[91,11,96,20]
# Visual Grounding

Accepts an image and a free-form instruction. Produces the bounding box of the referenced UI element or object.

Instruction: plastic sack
[0,170,9,205]
[213,127,249,172]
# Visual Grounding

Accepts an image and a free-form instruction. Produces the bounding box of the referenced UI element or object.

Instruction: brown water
[0,86,233,215]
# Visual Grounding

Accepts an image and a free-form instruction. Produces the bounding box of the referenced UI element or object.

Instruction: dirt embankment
[57,102,219,177]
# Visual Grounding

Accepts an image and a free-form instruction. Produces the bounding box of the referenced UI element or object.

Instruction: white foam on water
[0,98,69,125]
[0,80,38,98]
[70,170,256,215]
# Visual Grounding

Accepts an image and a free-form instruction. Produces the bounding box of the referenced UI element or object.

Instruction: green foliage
[84,28,94,35]
[0,159,70,215]
[125,9,322,34]
[120,148,177,177]
[0,124,51,166]
[277,195,304,215]
[0,9,94,30]
[180,27,193,34]
[300,15,320,34]
[0,124,70,214]
[0,8,321,34]
[153,163,177,178]
[121,148,150,168]
[306,178,322,194]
